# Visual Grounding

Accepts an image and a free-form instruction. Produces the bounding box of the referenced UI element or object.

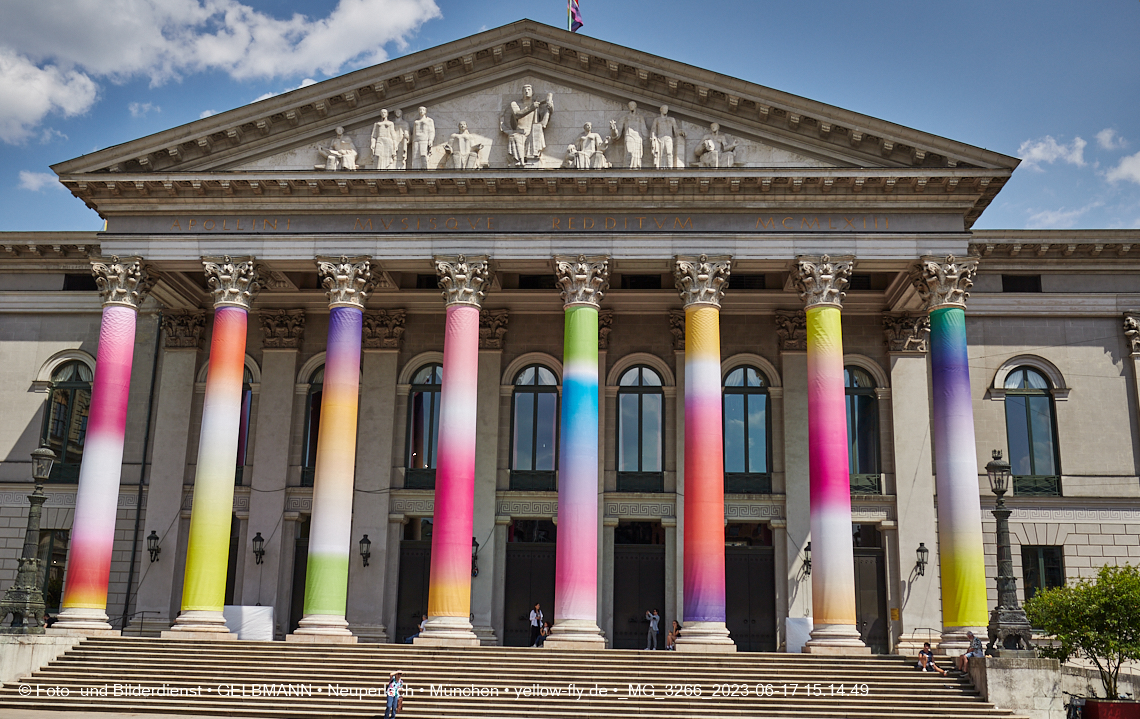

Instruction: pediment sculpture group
[315,85,738,172]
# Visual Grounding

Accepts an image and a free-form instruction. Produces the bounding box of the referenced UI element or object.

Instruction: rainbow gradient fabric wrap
[60,304,137,610]
[929,306,988,628]
[805,305,858,626]
[181,305,247,612]
[426,304,479,618]
[303,306,362,617]
[682,305,726,623]
[555,305,599,622]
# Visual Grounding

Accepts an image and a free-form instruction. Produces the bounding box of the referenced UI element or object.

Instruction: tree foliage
[1024,563,1140,700]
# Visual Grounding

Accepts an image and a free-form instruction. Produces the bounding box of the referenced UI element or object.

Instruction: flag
[568,0,583,32]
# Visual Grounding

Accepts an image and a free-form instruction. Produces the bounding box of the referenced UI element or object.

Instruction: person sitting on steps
[915,642,947,676]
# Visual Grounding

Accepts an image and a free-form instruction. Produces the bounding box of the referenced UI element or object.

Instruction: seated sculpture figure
[316,127,358,171]
[695,122,737,168]
[571,122,610,169]
[444,122,484,170]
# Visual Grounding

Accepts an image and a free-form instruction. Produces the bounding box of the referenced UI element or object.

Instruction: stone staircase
[0,637,1027,718]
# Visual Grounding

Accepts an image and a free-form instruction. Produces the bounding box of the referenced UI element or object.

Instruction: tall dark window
[510,365,559,491]
[1021,545,1065,602]
[845,366,881,495]
[300,366,324,487]
[406,363,442,489]
[617,365,664,492]
[1004,367,1061,496]
[37,529,69,613]
[235,365,253,486]
[41,361,93,482]
[723,366,771,494]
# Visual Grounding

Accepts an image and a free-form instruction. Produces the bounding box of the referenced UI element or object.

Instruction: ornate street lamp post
[0,446,57,634]
[985,450,1033,654]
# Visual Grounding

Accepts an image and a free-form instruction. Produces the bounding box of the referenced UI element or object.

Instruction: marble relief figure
[369,109,399,170]
[567,122,610,169]
[696,122,738,168]
[650,105,685,169]
[501,84,553,167]
[444,122,484,169]
[411,106,435,170]
[611,101,648,169]
[393,109,410,169]
[316,127,358,170]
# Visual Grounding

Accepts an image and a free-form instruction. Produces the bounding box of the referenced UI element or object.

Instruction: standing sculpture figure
[444,122,484,170]
[370,109,399,170]
[612,101,648,169]
[317,127,358,171]
[502,84,553,166]
[393,109,411,169]
[650,105,685,169]
[573,122,610,169]
[695,122,737,168]
[411,106,435,170]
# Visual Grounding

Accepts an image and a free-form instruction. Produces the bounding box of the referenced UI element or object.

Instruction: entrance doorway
[503,519,556,647]
[724,522,776,651]
[612,521,665,650]
[396,518,433,643]
[288,517,310,633]
[853,524,889,654]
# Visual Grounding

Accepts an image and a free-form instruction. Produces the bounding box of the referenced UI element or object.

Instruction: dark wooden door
[612,545,665,649]
[853,550,888,654]
[503,543,556,646]
[288,535,308,633]
[396,540,431,643]
[725,546,777,651]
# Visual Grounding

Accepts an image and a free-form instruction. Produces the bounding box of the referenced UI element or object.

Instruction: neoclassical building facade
[2,21,1138,654]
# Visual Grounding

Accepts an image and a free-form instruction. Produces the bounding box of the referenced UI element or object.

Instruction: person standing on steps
[382,671,404,719]
[529,603,544,647]
[645,609,660,650]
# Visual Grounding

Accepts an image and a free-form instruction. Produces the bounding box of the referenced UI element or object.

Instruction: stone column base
[543,619,605,650]
[414,615,480,647]
[472,624,498,646]
[803,623,870,655]
[938,625,986,655]
[348,623,388,643]
[674,621,736,653]
[164,609,233,639]
[51,607,113,632]
[44,627,121,638]
[289,614,356,642]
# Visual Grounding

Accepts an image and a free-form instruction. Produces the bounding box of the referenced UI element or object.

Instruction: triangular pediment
[53,20,1017,177]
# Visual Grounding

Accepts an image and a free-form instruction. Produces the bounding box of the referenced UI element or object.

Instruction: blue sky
[3,0,1139,231]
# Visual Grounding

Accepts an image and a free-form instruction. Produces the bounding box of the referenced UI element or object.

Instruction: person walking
[645,609,660,650]
[529,603,544,647]
[382,671,404,719]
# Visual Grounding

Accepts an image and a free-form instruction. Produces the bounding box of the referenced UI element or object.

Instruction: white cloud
[1026,201,1104,229]
[0,0,441,143]
[1106,150,1140,186]
[38,127,67,144]
[252,78,317,104]
[198,109,216,119]
[128,101,159,118]
[1017,135,1087,170]
[1096,128,1127,151]
[18,170,64,191]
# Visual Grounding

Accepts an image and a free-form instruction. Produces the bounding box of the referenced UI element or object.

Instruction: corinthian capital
[202,256,260,309]
[554,255,609,308]
[882,312,930,353]
[911,254,978,311]
[161,310,206,348]
[317,256,374,309]
[674,254,731,308]
[91,256,155,309]
[790,254,852,308]
[259,309,305,349]
[435,255,489,307]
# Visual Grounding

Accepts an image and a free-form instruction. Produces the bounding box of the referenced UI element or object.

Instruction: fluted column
[673,254,736,653]
[415,255,488,647]
[545,255,609,650]
[53,257,154,632]
[168,256,260,637]
[288,257,374,643]
[791,255,869,654]
[911,255,988,651]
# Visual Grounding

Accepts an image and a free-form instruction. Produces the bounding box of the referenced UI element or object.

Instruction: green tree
[1024,563,1140,700]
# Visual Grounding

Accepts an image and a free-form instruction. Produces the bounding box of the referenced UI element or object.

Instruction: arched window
[235,366,254,486]
[509,365,559,491]
[1004,367,1061,496]
[300,366,323,487]
[845,366,881,495]
[723,366,771,494]
[406,363,442,489]
[41,360,93,482]
[617,365,664,492]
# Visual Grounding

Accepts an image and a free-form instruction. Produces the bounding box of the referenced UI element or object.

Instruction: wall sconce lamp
[803,541,812,576]
[252,532,265,565]
[916,542,929,576]
[471,537,480,578]
[359,534,371,567]
[146,530,161,563]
